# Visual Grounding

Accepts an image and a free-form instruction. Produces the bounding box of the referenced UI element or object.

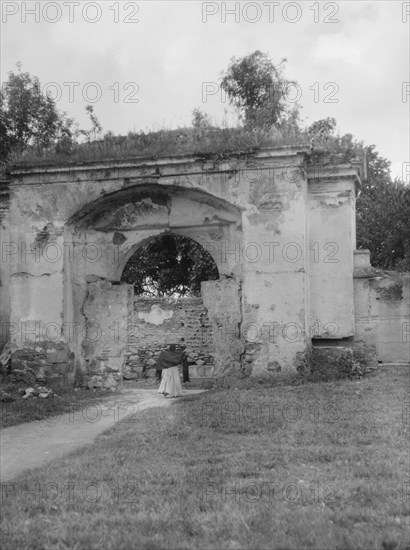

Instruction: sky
[1,0,409,180]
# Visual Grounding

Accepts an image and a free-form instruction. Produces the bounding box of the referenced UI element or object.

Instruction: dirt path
[0,389,205,482]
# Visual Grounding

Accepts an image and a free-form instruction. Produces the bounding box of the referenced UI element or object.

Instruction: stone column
[240,150,310,375]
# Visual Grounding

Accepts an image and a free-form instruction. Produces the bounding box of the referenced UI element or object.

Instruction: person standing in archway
[156,344,184,397]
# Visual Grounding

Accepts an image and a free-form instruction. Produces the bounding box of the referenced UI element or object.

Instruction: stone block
[103,374,119,390]
[123,373,139,380]
[86,274,105,283]
[88,359,105,375]
[36,365,48,381]
[46,373,70,391]
[53,363,71,375]
[46,348,69,364]
[107,357,124,372]
[87,375,103,389]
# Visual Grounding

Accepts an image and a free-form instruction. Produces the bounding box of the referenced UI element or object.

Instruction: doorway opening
[120,233,220,380]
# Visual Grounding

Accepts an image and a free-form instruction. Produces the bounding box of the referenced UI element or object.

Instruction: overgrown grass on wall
[8,126,308,167]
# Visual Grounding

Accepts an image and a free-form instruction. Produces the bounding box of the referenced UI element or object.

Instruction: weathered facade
[0,146,408,388]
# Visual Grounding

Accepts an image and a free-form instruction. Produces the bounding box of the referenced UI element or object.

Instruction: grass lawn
[1,367,409,550]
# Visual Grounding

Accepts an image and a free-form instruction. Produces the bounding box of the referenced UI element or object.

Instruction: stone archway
[6,147,343,388]
[120,233,220,381]
[63,183,244,388]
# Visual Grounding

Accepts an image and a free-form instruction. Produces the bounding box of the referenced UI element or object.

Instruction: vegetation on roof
[8,125,308,168]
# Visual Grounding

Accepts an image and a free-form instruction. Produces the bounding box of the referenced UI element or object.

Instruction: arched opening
[62,183,243,387]
[120,233,220,380]
[120,233,219,297]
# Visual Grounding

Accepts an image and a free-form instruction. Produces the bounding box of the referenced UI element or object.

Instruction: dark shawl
[155,350,186,370]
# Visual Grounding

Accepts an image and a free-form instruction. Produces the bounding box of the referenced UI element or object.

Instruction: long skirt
[158,366,183,397]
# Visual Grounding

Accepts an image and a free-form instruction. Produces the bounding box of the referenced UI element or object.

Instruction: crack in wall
[11,272,51,278]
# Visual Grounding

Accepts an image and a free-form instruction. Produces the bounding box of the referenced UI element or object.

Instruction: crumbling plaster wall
[354,250,410,364]
[6,154,248,383]
[81,280,132,389]
[62,188,243,382]
[239,155,311,375]
[6,146,364,386]
[6,182,71,383]
[0,197,10,350]
[202,277,243,375]
[308,172,357,340]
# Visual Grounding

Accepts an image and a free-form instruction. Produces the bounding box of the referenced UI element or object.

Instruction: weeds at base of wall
[351,349,370,378]
[309,348,371,383]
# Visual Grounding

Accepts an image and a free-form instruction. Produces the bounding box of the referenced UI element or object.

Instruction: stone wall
[0,179,10,351]
[3,147,366,386]
[125,296,215,378]
[354,250,410,365]
[308,172,356,339]
[82,280,133,389]
[8,342,74,389]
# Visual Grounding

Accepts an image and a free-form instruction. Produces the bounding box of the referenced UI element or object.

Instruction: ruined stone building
[0,146,408,388]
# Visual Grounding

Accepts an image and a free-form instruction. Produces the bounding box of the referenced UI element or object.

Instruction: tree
[83,105,103,142]
[0,66,67,162]
[120,234,219,296]
[306,117,337,144]
[220,51,294,131]
[355,149,410,271]
[303,119,410,270]
[0,65,102,163]
[191,108,212,129]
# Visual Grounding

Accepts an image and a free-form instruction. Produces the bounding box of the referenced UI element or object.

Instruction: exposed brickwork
[125,296,215,378]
